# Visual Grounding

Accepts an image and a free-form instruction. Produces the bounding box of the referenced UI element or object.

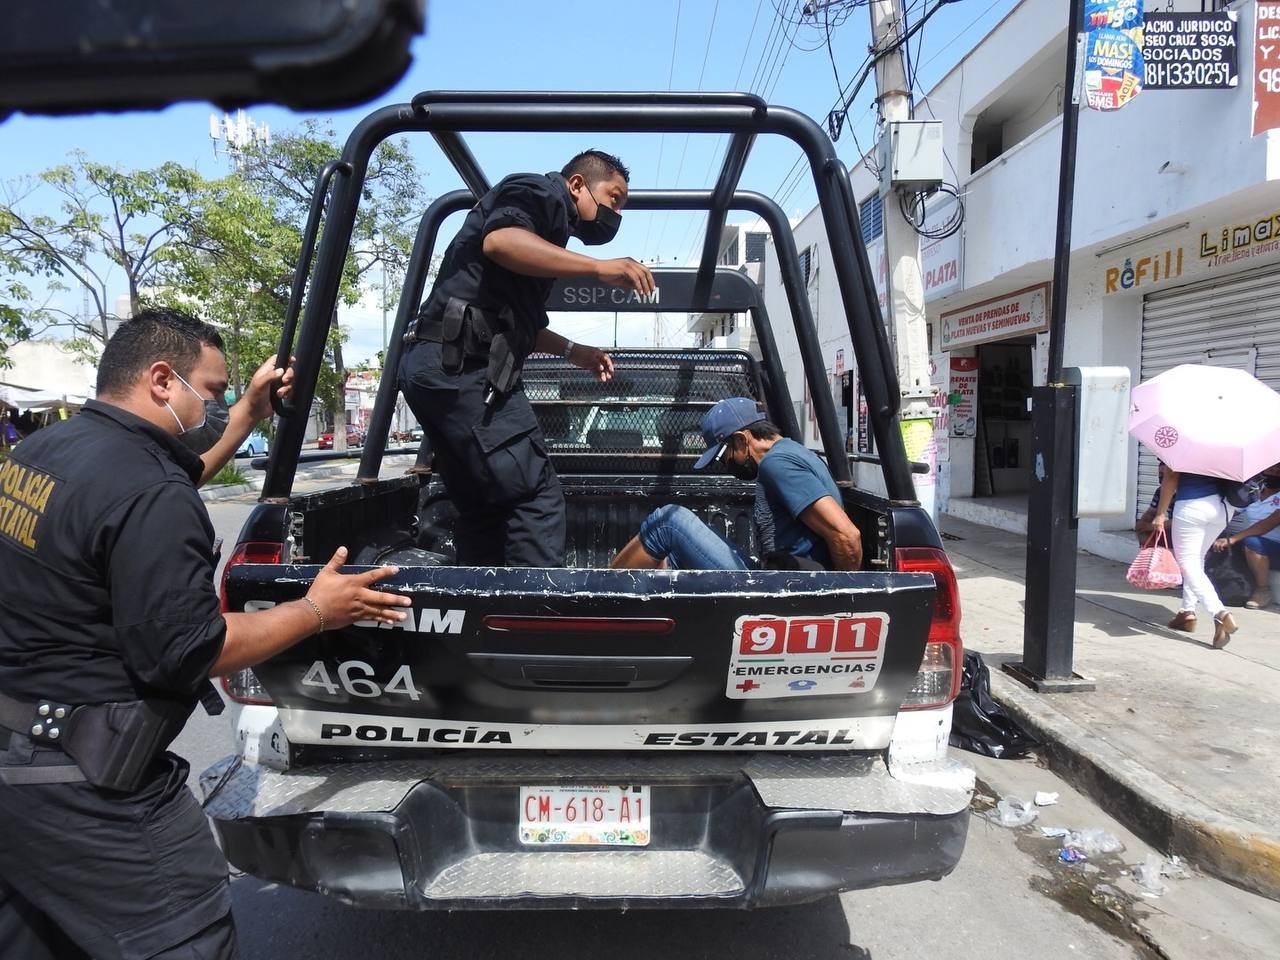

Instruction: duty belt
[406,297,525,407]
[0,688,86,784]
[405,297,500,347]
[0,685,216,790]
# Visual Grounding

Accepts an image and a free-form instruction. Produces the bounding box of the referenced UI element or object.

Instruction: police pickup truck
[202,92,973,909]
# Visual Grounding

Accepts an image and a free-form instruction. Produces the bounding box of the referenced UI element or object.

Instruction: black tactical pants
[0,730,237,960]
[400,340,566,567]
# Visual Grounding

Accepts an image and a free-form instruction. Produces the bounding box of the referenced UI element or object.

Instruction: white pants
[1171,494,1228,617]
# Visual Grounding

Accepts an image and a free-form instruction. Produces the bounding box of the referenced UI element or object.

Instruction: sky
[1,0,1018,370]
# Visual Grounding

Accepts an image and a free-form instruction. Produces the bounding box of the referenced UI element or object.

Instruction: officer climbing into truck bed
[399,150,655,567]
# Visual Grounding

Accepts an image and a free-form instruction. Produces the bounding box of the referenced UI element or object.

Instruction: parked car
[316,427,362,450]
[236,431,269,457]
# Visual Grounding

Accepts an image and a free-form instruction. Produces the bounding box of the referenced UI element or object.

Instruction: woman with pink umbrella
[1149,468,1235,647]
[1130,363,1280,648]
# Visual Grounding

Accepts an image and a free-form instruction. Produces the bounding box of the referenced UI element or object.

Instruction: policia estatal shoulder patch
[0,459,59,552]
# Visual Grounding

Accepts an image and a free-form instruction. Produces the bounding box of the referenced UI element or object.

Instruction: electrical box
[879,120,944,192]
[1065,367,1131,517]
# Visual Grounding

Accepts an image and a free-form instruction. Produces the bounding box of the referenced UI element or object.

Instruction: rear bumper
[201,753,971,909]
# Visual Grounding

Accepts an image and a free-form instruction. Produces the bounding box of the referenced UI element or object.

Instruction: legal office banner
[1142,12,1238,90]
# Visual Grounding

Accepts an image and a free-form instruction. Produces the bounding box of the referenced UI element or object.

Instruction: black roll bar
[261,92,914,501]
[269,159,350,419]
[429,131,489,197]
[357,190,475,480]
[693,131,755,307]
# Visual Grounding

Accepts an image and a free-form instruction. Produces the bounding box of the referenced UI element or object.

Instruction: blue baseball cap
[693,397,767,470]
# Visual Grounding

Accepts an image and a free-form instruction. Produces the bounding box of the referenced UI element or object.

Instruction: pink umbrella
[1129,364,1280,482]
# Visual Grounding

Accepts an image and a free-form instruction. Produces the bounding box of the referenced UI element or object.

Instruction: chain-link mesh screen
[522,350,764,474]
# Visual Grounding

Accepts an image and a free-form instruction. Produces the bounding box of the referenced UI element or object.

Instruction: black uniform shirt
[0,400,226,707]
[418,172,579,344]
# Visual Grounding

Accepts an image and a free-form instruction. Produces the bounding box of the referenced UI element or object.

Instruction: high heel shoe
[1212,611,1238,649]
[1167,611,1197,632]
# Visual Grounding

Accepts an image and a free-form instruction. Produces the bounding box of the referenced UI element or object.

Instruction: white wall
[765,0,1280,560]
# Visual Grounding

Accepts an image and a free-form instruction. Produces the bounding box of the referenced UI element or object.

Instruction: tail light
[218,541,284,705]
[894,546,963,710]
[220,669,273,706]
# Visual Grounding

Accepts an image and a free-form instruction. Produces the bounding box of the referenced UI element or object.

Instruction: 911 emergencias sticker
[726,613,890,699]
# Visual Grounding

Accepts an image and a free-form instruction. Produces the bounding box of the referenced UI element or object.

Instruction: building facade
[763,0,1277,562]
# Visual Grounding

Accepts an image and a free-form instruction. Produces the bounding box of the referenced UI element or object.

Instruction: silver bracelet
[562,339,575,359]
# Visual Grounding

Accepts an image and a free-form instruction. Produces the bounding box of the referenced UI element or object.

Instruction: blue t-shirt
[1176,472,1221,500]
[755,438,842,566]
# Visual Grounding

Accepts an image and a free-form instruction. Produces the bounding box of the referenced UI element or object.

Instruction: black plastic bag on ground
[949,651,1040,759]
[1205,536,1254,608]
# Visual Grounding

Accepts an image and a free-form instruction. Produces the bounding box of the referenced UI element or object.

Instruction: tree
[162,119,427,442]
[0,153,201,362]
[0,238,40,369]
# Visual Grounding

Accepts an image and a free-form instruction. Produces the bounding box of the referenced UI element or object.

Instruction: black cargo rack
[262,91,911,502]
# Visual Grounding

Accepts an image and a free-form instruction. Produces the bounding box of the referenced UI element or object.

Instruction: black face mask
[724,452,759,482]
[178,396,230,456]
[574,186,622,246]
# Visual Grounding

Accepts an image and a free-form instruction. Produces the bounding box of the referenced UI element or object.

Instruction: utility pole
[1005,0,1093,693]
[866,0,937,521]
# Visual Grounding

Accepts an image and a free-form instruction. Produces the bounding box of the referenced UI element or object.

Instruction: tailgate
[225,565,936,752]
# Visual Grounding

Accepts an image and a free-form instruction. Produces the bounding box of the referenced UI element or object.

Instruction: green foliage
[1,123,425,418]
[0,153,202,360]
[210,462,248,486]
[159,119,426,414]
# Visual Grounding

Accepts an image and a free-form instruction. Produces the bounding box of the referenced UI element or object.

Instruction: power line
[734,0,769,89]
[745,2,787,94]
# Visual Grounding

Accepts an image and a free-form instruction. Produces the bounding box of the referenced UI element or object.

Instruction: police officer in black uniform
[0,308,412,960]
[399,149,655,567]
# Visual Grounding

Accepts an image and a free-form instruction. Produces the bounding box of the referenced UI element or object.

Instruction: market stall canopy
[0,383,90,413]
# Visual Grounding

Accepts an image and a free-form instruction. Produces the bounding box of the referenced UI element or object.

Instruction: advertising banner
[1084,0,1145,111]
[939,283,1050,351]
[1255,4,1280,136]
[1142,12,1238,90]
[856,378,873,455]
[949,357,979,439]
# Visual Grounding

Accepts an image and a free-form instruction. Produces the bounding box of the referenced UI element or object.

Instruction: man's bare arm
[198,356,295,486]
[482,226,654,294]
[797,495,864,570]
[212,547,411,676]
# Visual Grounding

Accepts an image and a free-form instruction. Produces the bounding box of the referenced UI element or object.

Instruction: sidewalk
[942,513,1280,901]
[199,454,419,503]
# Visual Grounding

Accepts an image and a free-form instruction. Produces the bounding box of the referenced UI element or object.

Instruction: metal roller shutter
[1137,267,1280,509]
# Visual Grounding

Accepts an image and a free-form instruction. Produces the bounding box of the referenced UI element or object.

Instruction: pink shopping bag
[1126,530,1182,590]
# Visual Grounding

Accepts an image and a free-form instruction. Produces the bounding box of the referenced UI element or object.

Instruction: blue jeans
[638,504,749,570]
[1241,535,1280,566]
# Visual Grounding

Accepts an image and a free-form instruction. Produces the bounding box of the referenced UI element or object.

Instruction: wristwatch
[562,339,575,359]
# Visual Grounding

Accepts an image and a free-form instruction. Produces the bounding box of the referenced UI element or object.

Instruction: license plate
[518,785,651,846]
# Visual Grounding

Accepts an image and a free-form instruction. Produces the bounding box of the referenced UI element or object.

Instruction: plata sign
[1142,12,1239,89]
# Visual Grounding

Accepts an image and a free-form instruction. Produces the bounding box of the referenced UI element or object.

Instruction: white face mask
[165,370,230,454]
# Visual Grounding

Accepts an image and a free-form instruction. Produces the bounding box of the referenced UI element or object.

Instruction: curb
[990,670,1280,902]
[199,461,360,503]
